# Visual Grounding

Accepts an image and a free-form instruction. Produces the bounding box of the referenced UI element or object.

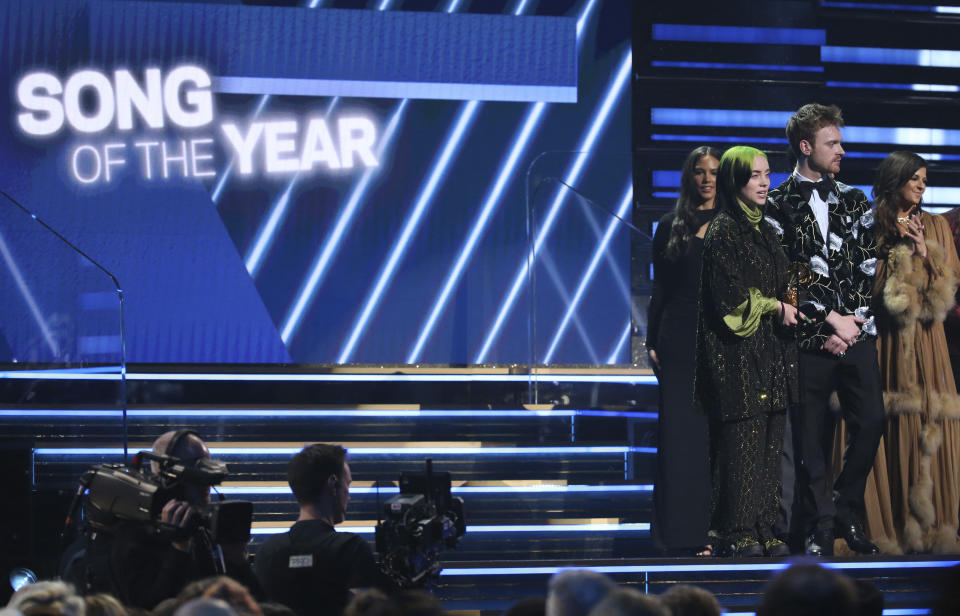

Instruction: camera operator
[69,430,260,609]
[254,444,379,616]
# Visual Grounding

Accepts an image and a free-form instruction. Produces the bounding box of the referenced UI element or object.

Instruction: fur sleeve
[919,239,958,323]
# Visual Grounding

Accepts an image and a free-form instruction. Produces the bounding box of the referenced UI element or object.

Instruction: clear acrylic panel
[0,192,128,453]
[524,152,654,403]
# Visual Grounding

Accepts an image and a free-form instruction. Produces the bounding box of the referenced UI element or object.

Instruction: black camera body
[77,453,250,544]
[374,462,466,589]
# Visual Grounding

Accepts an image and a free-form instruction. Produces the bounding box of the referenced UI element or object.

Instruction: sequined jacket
[695,208,799,422]
[766,175,878,353]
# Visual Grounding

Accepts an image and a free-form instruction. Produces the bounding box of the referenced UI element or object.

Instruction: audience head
[174,599,236,616]
[587,588,668,616]
[344,589,400,616]
[6,581,85,616]
[82,595,126,616]
[851,579,883,616]
[546,570,615,616]
[758,563,857,616]
[503,597,546,616]
[785,103,845,174]
[659,584,720,616]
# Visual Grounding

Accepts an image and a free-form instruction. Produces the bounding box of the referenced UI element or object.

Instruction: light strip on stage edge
[544,183,633,363]
[822,46,960,68]
[438,560,960,575]
[251,522,650,535]
[726,612,929,616]
[0,409,659,419]
[34,446,656,456]
[0,371,660,384]
[219,484,653,495]
[475,47,632,363]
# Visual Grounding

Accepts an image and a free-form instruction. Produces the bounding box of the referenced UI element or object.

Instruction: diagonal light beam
[474,46,632,363]
[405,0,598,363]
[543,181,632,363]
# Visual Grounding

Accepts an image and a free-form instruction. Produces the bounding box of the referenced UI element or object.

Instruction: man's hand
[821,334,849,356]
[825,311,866,346]
[161,499,195,552]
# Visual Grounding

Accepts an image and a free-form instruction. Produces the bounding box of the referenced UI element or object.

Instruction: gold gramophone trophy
[784,263,812,307]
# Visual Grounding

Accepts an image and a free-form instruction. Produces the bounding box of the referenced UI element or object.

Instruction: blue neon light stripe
[653,171,681,186]
[652,24,825,45]
[280,99,410,343]
[652,61,823,73]
[822,46,960,68]
[844,126,960,146]
[0,230,59,357]
[0,370,659,384]
[406,101,549,362]
[338,100,482,362]
[827,81,960,92]
[251,522,650,535]
[34,445,656,456]
[218,484,653,495]
[605,320,632,365]
[652,191,680,199]
[544,184,632,363]
[0,409,657,419]
[282,0,480,346]
[213,77,575,103]
[439,559,960,576]
[651,135,788,145]
[820,0,940,13]
[821,1,954,12]
[538,248,601,363]
[475,47,632,363]
[651,108,792,128]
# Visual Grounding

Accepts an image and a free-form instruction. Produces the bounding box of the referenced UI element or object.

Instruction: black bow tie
[799,178,834,203]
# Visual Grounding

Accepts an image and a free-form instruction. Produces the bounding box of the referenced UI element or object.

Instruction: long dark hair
[873,150,927,253]
[664,146,722,260]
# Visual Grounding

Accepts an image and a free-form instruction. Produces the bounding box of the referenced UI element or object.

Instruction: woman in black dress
[695,146,800,557]
[647,145,721,555]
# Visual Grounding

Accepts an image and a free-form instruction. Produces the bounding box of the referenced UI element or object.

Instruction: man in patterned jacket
[766,103,883,556]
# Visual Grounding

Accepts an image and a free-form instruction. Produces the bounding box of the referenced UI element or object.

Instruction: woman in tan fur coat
[864,151,960,553]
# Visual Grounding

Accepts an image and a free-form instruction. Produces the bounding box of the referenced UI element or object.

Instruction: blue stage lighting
[543,183,632,363]
[652,61,823,72]
[475,47,632,363]
[652,24,825,45]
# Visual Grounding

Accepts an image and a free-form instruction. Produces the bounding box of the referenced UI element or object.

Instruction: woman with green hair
[695,145,801,556]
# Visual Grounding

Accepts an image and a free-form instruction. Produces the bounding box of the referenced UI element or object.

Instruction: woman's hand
[903,212,927,259]
[647,348,660,371]
[778,300,800,327]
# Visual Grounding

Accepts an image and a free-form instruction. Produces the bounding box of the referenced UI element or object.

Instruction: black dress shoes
[764,539,791,557]
[837,521,880,555]
[805,529,834,557]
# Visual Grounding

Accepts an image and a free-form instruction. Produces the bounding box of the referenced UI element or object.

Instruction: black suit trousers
[796,340,884,532]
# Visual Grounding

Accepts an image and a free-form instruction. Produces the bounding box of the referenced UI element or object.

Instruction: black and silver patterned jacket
[765,174,879,353]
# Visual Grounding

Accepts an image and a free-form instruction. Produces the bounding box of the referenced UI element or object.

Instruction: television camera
[374,460,466,589]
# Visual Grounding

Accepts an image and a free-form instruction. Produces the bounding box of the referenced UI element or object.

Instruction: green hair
[717,145,767,213]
